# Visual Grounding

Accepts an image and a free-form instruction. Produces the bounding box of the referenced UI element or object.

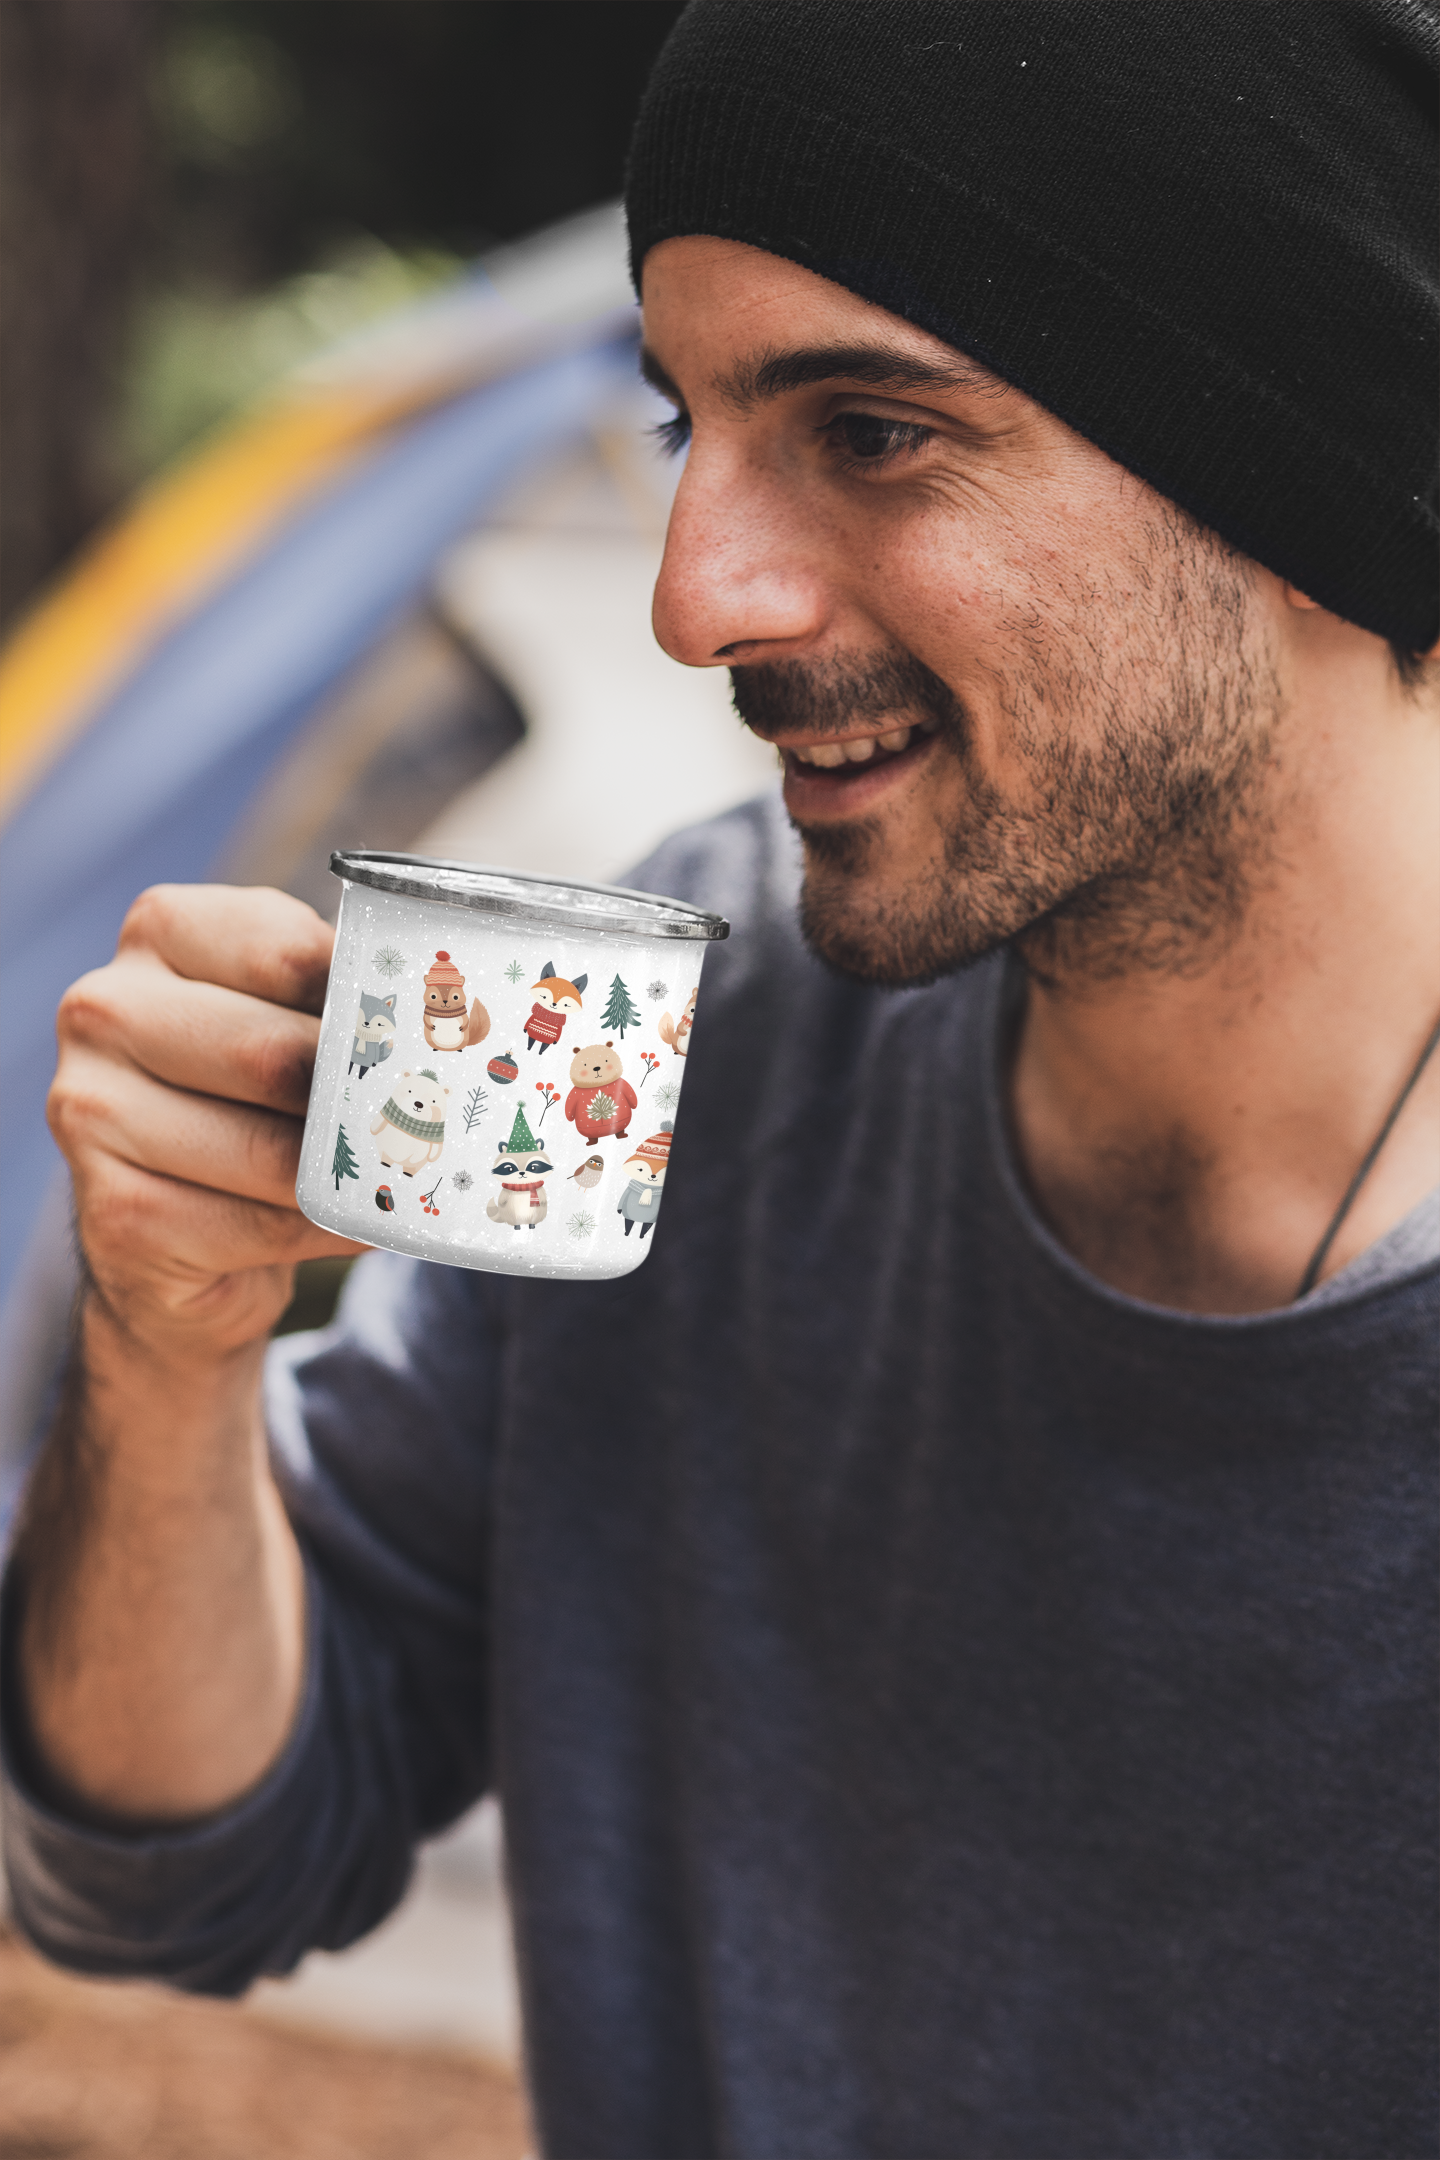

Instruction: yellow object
[0,379,429,819]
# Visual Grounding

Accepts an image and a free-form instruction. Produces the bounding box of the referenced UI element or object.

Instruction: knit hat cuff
[629,79,1438,649]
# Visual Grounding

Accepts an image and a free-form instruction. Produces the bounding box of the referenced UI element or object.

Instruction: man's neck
[1007,668,1440,1315]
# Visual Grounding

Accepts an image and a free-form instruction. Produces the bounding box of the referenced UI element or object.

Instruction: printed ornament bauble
[488,1049,519,1085]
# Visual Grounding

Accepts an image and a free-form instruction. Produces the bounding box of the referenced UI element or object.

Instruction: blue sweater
[5,794,1437,2159]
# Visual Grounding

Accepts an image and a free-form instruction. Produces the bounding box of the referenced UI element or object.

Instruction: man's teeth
[791,724,918,767]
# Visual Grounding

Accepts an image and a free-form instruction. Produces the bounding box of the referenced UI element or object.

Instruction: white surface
[248,1797,521,2064]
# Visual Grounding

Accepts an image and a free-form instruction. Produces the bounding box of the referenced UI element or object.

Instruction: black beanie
[626,0,1438,652]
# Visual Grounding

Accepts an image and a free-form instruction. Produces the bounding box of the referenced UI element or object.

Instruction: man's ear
[1282,583,1322,611]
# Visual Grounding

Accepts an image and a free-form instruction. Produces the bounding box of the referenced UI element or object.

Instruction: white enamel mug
[296,851,729,1280]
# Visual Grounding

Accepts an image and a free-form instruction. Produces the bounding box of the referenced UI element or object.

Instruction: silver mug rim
[330,850,731,943]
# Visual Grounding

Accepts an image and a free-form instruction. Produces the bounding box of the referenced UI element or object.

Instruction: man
[5,3,1436,2154]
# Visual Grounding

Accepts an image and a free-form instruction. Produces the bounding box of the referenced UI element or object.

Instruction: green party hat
[504,1104,538,1154]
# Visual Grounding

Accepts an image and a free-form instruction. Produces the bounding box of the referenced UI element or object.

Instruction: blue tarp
[1,331,638,1319]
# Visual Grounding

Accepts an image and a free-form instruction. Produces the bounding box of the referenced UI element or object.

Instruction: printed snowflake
[373,944,405,979]
[504,959,526,985]
[451,1168,474,1193]
[568,1209,597,1241]
[655,1081,682,1113]
[646,979,668,1002]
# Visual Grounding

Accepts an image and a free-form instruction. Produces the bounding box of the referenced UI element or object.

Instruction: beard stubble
[729,506,1286,990]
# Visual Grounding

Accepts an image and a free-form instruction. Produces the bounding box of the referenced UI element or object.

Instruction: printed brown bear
[564,1041,639,1145]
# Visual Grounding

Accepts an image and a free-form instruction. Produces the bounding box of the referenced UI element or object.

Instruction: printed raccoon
[486,1104,554,1229]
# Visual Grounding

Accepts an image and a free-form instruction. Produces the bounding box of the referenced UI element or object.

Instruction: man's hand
[49,883,366,1358]
[14,885,365,1824]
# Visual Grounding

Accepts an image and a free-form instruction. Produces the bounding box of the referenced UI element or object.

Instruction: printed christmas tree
[600,973,641,1038]
[331,1123,360,1191]
[504,1103,539,1154]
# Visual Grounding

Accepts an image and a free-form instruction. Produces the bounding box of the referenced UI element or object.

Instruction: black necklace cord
[1295,1009,1440,1300]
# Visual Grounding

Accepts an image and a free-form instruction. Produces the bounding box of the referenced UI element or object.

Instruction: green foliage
[120,239,462,480]
[331,1122,360,1190]
[600,974,640,1038]
[160,21,303,166]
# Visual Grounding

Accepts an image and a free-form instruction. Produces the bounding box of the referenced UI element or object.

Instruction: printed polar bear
[370,1069,450,1176]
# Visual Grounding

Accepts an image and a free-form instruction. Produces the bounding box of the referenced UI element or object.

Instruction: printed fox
[423,951,490,1054]
[524,963,587,1055]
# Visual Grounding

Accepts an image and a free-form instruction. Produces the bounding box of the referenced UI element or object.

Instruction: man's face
[643,238,1285,987]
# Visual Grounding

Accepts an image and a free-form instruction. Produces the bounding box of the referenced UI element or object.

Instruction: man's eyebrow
[718,342,1004,411]
[640,340,1006,413]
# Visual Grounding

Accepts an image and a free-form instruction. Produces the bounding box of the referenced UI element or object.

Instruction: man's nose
[651,443,829,669]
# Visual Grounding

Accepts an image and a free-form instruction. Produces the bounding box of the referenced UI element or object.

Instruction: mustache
[729,649,963,738]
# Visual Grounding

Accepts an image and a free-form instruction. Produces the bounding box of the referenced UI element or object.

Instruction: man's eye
[827,412,932,467]
[651,411,692,458]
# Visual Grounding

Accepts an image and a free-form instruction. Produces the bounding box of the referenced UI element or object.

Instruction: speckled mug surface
[296,852,728,1280]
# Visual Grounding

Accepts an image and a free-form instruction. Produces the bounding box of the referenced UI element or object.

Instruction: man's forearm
[12,1297,306,1823]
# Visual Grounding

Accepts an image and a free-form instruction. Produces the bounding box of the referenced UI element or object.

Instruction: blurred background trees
[0,0,685,632]
[1,0,155,628]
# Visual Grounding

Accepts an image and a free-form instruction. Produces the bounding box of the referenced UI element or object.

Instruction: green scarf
[378,1097,445,1144]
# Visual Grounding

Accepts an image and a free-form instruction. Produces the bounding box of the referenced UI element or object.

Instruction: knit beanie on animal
[631,1121,675,1167]
[426,951,465,993]
[625,0,1439,651]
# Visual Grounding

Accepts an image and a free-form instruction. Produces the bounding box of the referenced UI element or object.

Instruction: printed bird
[570,1154,606,1190]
